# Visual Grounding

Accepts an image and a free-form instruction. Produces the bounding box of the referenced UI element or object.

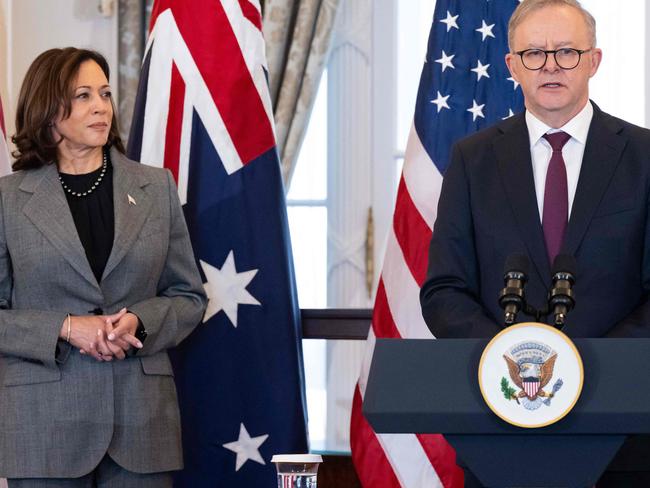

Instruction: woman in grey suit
[0,48,207,487]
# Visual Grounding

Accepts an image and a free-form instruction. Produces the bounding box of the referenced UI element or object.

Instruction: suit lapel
[563,107,626,256]
[494,114,551,283]
[102,149,152,281]
[20,163,99,289]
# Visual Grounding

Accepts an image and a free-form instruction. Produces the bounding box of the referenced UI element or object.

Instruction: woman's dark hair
[11,47,125,171]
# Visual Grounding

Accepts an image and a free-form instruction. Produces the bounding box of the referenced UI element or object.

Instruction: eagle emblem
[501,341,564,410]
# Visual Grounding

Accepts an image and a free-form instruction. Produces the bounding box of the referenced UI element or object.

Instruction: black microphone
[549,254,577,328]
[499,254,529,326]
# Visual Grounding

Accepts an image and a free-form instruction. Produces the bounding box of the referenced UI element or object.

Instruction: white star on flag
[507,76,520,90]
[201,250,261,327]
[431,91,451,113]
[502,108,515,120]
[440,11,459,32]
[223,423,269,471]
[435,50,456,72]
[476,20,496,41]
[471,60,490,81]
[467,100,486,121]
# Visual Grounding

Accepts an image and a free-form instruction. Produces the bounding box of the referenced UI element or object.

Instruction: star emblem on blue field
[476,20,496,41]
[507,76,520,90]
[471,60,490,81]
[431,91,450,113]
[201,251,260,327]
[440,11,459,32]
[467,100,486,121]
[223,423,269,471]
[435,50,456,72]
[502,108,515,120]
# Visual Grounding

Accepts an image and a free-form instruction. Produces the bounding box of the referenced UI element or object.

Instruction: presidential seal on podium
[478,322,584,428]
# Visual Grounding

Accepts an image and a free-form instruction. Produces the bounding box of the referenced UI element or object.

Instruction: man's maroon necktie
[542,131,571,265]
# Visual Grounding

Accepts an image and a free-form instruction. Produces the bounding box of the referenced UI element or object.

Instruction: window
[287,71,328,309]
[287,72,329,449]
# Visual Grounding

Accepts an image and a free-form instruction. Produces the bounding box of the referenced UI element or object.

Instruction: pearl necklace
[58,151,108,197]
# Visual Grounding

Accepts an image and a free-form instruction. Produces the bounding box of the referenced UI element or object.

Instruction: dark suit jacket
[420,104,650,476]
[420,104,650,339]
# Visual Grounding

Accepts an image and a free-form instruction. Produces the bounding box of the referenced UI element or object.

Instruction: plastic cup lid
[271,454,323,463]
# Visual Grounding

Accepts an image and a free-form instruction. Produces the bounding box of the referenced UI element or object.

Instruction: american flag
[127,1,308,486]
[350,1,523,486]
[0,94,10,175]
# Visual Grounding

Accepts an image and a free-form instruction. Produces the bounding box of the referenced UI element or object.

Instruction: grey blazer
[0,149,207,478]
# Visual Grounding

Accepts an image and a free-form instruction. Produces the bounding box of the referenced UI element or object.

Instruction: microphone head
[552,254,577,277]
[503,253,530,276]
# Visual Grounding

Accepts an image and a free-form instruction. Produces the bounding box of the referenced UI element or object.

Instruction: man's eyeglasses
[515,48,592,70]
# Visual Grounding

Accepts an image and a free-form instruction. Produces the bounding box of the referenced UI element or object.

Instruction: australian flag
[127,1,309,486]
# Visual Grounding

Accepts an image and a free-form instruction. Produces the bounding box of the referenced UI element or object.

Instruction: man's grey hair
[508,0,597,51]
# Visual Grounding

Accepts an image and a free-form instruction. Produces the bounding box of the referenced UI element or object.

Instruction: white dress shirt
[526,101,594,221]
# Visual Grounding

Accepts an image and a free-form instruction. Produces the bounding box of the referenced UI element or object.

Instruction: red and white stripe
[0,95,10,176]
[524,380,540,399]
[350,125,463,488]
[141,0,275,202]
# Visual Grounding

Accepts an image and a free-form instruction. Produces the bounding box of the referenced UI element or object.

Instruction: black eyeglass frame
[514,48,592,70]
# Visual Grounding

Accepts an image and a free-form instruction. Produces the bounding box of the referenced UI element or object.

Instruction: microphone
[499,254,529,326]
[549,254,577,328]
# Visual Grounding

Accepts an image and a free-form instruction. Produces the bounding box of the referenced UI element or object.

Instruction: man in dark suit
[419,0,650,485]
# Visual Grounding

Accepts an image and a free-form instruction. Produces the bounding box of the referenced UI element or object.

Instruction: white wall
[1,0,118,144]
[582,0,646,127]
[0,0,9,131]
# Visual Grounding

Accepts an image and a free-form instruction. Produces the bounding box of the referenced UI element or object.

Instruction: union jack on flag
[127,1,309,486]
[350,1,523,486]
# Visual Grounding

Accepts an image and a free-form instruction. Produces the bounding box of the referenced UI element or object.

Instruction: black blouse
[59,161,114,283]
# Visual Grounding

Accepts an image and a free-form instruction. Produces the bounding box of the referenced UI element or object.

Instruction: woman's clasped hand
[60,308,143,361]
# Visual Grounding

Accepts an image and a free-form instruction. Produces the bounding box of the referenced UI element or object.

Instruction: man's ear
[589,48,602,77]
[505,53,520,82]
